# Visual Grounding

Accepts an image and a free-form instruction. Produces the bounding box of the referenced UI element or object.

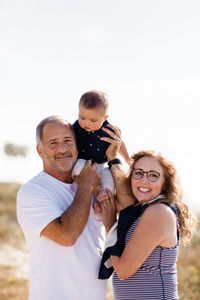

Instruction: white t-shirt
[17,171,107,300]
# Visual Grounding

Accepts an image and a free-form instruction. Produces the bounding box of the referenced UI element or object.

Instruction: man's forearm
[42,161,100,246]
[42,183,93,246]
[58,183,93,244]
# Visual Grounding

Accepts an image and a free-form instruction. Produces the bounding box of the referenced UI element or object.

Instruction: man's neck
[43,169,73,184]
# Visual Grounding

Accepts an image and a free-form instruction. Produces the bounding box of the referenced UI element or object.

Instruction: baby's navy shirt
[73,120,112,164]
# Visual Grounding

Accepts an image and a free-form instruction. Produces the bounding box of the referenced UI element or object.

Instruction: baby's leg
[93,166,115,213]
[98,165,115,195]
[94,164,115,202]
[72,159,87,178]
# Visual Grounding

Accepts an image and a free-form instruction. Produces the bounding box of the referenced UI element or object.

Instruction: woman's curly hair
[127,150,194,243]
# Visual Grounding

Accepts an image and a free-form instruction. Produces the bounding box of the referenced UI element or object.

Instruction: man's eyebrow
[47,135,73,143]
[48,138,57,143]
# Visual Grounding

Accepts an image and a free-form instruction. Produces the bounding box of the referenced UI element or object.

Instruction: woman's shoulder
[141,202,177,226]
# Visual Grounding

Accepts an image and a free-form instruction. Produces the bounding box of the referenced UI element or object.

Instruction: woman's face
[131,156,165,203]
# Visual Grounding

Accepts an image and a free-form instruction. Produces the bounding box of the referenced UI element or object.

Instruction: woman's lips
[138,187,151,193]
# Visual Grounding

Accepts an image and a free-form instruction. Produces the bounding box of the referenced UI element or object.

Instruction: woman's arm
[109,163,135,211]
[110,203,178,279]
[119,140,132,166]
[101,124,135,211]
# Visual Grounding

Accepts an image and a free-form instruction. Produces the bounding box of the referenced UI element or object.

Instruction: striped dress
[112,213,180,300]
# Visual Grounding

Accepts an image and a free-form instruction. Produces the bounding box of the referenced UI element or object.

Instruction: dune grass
[0,265,29,300]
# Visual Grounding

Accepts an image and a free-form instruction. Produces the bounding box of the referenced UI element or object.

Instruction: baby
[72,90,131,202]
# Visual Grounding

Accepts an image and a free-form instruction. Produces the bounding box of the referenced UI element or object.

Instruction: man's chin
[58,161,75,172]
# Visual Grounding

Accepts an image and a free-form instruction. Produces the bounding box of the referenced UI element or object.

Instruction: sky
[1,0,200,210]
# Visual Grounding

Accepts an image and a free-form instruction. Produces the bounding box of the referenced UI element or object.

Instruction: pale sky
[1,0,200,210]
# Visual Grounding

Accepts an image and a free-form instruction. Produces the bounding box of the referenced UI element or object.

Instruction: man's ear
[36,144,43,159]
[104,114,109,121]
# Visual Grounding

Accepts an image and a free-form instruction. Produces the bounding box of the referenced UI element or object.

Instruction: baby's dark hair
[79,90,109,114]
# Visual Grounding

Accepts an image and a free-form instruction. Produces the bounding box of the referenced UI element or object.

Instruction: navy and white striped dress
[112,212,180,300]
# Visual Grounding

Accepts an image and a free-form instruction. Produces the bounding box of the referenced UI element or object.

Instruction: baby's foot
[95,187,108,203]
[93,187,108,214]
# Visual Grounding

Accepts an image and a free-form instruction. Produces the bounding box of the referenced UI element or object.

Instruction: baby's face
[78,104,108,132]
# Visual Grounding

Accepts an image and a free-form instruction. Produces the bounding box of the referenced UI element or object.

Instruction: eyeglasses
[132,168,160,182]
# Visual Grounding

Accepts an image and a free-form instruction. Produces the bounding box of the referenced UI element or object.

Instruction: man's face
[37,121,78,182]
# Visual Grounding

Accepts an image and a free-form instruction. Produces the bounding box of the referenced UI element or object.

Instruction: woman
[100,149,193,300]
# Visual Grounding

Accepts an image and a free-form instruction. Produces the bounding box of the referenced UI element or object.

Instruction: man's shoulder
[17,172,47,197]
[22,171,44,185]
[18,172,75,199]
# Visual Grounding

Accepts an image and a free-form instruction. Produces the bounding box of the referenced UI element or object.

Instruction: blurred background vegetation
[0,183,199,300]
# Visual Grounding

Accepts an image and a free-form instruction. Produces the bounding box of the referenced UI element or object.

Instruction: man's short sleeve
[17,183,64,237]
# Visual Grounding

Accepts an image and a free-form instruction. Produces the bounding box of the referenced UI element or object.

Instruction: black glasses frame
[132,168,160,182]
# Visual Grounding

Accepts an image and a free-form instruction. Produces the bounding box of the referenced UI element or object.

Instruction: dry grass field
[0,182,199,300]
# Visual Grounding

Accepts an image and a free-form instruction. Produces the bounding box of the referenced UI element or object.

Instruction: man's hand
[76,160,100,194]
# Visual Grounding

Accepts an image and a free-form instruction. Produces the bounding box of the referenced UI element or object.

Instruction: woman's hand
[99,188,117,233]
[101,124,122,161]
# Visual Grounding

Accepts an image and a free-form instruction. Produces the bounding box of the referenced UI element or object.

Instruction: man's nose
[58,142,68,151]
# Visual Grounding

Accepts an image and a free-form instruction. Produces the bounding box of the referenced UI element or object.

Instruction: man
[17,116,107,300]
